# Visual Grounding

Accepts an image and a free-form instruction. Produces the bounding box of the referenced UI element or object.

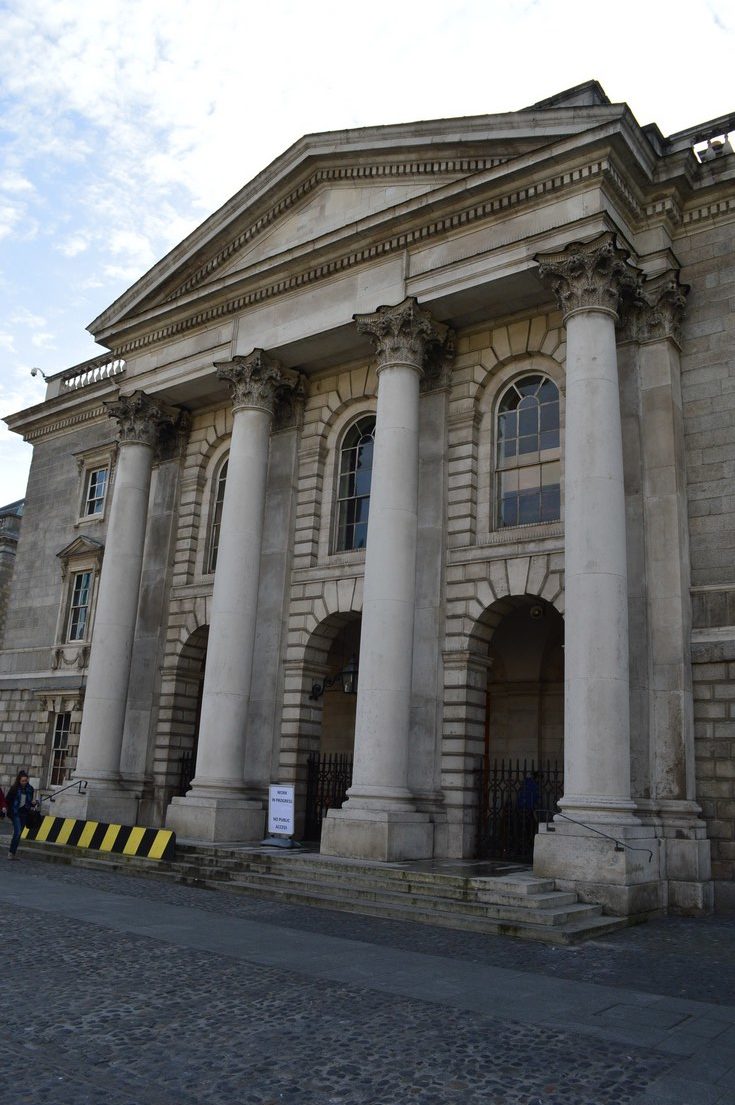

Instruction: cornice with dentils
[89,104,637,337]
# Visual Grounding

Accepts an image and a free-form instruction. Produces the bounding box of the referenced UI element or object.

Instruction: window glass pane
[68,571,92,641]
[518,466,540,491]
[518,403,538,437]
[500,469,518,495]
[539,429,559,453]
[517,375,542,397]
[495,374,560,530]
[538,378,558,403]
[539,400,559,432]
[50,713,72,786]
[499,386,520,413]
[542,460,561,486]
[353,522,368,549]
[354,454,373,497]
[499,409,517,440]
[518,488,541,524]
[338,471,355,500]
[207,459,229,573]
[336,416,375,551]
[541,485,561,521]
[85,467,108,516]
[500,495,518,527]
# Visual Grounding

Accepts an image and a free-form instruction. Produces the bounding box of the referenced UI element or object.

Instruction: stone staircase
[17,833,634,944]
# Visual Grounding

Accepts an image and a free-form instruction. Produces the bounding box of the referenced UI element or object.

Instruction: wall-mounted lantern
[309,655,358,701]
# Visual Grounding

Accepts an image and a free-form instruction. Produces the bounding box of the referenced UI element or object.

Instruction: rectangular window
[83,467,108,517]
[67,571,92,642]
[49,713,72,786]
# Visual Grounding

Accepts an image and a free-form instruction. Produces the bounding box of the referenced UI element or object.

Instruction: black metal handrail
[38,778,88,809]
[540,808,654,862]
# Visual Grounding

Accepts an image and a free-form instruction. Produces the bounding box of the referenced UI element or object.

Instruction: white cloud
[31,331,56,349]
[0,332,16,352]
[9,308,47,330]
[0,171,35,194]
[57,234,89,257]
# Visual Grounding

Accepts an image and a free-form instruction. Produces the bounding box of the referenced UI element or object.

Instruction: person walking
[6,769,38,860]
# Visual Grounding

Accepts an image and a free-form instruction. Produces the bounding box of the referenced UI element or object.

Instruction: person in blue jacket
[6,769,38,860]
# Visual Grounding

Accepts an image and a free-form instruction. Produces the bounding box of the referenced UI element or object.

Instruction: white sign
[268,784,295,836]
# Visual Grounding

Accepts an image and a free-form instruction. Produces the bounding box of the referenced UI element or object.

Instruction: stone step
[174,847,559,896]
[223,871,603,927]
[18,837,632,944]
[167,858,575,908]
[173,870,627,944]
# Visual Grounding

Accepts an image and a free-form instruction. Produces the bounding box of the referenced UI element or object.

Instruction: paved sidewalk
[0,851,733,1104]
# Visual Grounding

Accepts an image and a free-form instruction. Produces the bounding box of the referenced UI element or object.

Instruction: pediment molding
[166,157,510,305]
[56,535,105,567]
[111,153,636,359]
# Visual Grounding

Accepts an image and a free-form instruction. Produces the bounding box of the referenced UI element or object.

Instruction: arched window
[335,415,376,551]
[496,375,560,528]
[207,458,228,573]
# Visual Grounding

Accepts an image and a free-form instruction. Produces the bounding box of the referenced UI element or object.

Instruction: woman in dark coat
[6,769,38,860]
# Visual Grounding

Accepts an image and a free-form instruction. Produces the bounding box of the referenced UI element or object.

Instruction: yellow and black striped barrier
[22,815,175,861]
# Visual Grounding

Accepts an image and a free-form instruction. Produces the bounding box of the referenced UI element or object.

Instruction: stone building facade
[2,82,734,912]
[0,499,23,648]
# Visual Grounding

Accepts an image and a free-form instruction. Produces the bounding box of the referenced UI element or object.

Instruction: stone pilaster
[166,350,300,843]
[321,298,453,862]
[533,235,662,916]
[67,392,181,824]
[624,272,712,913]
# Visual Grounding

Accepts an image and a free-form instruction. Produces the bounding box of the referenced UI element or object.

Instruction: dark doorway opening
[304,751,353,841]
[478,757,563,862]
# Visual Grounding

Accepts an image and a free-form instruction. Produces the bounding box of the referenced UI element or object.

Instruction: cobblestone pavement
[1,852,734,1105]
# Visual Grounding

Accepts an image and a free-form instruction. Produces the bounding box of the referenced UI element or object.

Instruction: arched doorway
[171,625,209,797]
[479,596,564,862]
[303,615,361,840]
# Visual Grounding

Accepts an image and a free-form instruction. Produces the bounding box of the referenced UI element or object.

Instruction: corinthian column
[321,297,452,862]
[167,350,299,842]
[532,234,664,915]
[536,233,640,821]
[73,391,180,822]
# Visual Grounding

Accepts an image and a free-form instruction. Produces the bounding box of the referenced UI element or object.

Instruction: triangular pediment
[57,536,105,563]
[212,178,465,283]
[89,86,639,345]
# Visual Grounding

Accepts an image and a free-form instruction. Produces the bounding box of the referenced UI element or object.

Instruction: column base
[534,820,663,916]
[50,787,141,826]
[165,794,265,843]
[636,802,714,915]
[320,806,434,861]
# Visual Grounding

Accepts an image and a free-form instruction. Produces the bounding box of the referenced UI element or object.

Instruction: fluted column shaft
[76,392,177,785]
[537,234,639,821]
[189,351,298,798]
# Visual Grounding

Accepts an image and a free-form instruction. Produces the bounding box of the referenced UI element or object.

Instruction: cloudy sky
[1,0,733,504]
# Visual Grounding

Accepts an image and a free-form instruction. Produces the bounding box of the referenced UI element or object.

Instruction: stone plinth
[166,794,265,843]
[50,787,141,827]
[534,822,662,916]
[320,806,434,862]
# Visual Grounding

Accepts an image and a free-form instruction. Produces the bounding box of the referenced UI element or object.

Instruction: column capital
[354,296,453,374]
[104,390,181,449]
[535,232,641,322]
[617,270,689,346]
[215,349,300,416]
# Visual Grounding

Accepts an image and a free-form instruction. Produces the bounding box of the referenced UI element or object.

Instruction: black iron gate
[304,751,353,840]
[478,758,563,863]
